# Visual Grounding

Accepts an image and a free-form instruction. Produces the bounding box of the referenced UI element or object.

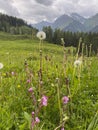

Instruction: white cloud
[0,0,98,23]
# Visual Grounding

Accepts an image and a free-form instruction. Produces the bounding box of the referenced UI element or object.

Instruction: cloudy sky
[0,0,98,23]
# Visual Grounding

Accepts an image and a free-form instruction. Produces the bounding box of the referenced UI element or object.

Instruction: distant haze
[0,0,98,23]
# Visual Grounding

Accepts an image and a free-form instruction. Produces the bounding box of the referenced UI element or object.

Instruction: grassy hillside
[0,35,98,130]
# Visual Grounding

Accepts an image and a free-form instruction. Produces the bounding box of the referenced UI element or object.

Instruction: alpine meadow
[0,8,98,130]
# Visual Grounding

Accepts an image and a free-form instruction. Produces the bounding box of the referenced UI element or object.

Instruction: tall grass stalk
[61,38,66,77]
[88,44,92,79]
[76,37,82,60]
[39,39,43,96]
[72,38,82,84]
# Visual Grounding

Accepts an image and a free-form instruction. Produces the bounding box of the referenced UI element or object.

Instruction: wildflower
[62,96,69,104]
[17,85,21,88]
[0,63,3,69]
[41,95,48,106]
[11,71,15,76]
[35,117,40,123]
[61,127,65,130]
[74,60,82,67]
[28,87,33,92]
[32,111,35,117]
[36,31,46,40]
[27,79,31,83]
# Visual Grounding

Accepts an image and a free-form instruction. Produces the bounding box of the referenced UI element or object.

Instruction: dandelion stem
[39,40,43,96]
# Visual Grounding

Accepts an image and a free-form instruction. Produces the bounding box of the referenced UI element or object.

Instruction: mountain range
[32,13,98,32]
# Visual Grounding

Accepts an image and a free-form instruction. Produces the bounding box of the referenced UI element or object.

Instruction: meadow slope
[0,37,98,130]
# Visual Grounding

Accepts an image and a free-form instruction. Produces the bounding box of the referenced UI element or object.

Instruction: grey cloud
[0,0,98,23]
[35,0,55,6]
[0,0,19,16]
[12,0,59,23]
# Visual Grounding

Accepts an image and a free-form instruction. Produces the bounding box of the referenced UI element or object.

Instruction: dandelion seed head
[74,60,82,67]
[36,31,46,40]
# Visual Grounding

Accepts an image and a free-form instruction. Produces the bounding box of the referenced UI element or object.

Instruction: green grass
[0,35,98,130]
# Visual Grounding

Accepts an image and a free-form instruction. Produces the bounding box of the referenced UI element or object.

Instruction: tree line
[0,13,37,35]
[43,26,98,54]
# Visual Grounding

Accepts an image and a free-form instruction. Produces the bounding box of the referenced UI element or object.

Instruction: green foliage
[24,112,31,129]
[87,111,98,130]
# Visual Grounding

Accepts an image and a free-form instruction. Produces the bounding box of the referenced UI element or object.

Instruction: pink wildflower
[32,111,35,117]
[11,71,15,76]
[28,87,33,92]
[61,127,65,130]
[35,117,40,123]
[27,79,31,83]
[41,95,48,106]
[62,96,69,104]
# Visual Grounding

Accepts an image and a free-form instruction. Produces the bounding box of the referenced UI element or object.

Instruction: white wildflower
[36,31,46,40]
[74,60,82,67]
[0,63,3,69]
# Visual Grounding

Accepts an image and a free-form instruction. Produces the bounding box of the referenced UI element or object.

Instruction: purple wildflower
[62,96,69,104]
[41,95,48,106]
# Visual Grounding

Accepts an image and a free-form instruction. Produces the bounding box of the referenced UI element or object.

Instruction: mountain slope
[32,21,52,30]
[32,12,98,33]
[52,14,74,29]
[63,20,86,32]
[84,13,98,31]
[70,13,86,24]
[91,25,98,32]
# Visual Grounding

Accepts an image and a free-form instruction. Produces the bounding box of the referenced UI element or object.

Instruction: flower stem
[57,79,62,123]
[39,40,43,96]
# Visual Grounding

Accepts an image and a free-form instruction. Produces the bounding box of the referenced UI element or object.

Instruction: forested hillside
[43,26,98,54]
[0,13,37,35]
